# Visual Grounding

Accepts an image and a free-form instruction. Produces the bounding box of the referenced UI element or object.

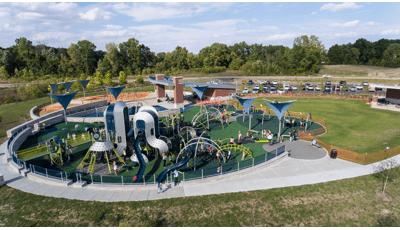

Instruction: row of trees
[0,36,399,82]
[327,38,400,67]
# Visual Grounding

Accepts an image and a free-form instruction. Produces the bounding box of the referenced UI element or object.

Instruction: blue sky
[0,2,399,54]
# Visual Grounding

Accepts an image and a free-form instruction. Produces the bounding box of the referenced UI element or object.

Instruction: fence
[299,132,400,165]
[11,145,287,186]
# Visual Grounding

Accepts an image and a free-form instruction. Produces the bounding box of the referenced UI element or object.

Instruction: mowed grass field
[0,173,398,227]
[254,97,400,153]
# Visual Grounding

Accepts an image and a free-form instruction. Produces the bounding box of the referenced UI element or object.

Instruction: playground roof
[369,83,400,90]
[148,79,236,89]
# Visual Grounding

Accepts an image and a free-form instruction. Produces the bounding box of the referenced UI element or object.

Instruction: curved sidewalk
[0,140,388,202]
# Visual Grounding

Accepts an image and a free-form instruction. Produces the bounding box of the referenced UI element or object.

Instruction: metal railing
[12,145,286,186]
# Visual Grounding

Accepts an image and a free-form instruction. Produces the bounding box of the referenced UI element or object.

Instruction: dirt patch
[376,190,392,202]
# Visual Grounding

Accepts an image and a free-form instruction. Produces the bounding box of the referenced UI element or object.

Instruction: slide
[156,147,195,184]
[132,131,146,182]
[147,135,169,155]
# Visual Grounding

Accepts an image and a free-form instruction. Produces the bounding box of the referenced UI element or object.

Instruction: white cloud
[320,2,361,12]
[261,33,297,41]
[251,18,258,22]
[334,32,358,37]
[311,12,317,15]
[79,8,114,21]
[363,21,380,26]
[16,12,45,20]
[191,19,246,28]
[104,24,123,30]
[48,2,77,12]
[94,30,130,37]
[380,30,400,35]
[331,20,359,27]
[234,29,258,34]
[0,12,9,17]
[112,2,233,22]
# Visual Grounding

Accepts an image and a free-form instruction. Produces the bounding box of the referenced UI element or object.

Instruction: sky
[0,1,399,54]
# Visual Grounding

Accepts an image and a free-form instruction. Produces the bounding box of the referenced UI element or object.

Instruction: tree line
[0,35,399,82]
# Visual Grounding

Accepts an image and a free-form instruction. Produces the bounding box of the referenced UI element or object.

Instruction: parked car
[335,86,341,91]
[308,85,314,90]
[291,85,298,90]
[283,83,290,90]
[263,88,269,93]
[272,80,278,85]
[325,86,331,90]
[325,81,331,85]
[340,81,346,86]
[304,83,311,89]
[356,84,363,90]
[323,89,331,94]
[269,88,277,93]
[323,74,332,78]
[266,81,271,85]
[349,86,357,92]
[248,80,254,85]
[260,81,265,84]
[287,88,293,93]
[242,88,249,94]
[315,84,321,91]
[277,89,285,94]
[252,88,259,94]
[362,81,368,86]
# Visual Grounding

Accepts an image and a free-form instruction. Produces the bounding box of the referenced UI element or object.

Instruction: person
[301,118,304,127]
[172,169,183,187]
[289,131,293,142]
[226,114,230,125]
[230,137,234,144]
[67,133,71,139]
[158,182,163,194]
[162,153,167,168]
[241,150,246,160]
[82,133,85,139]
[293,130,297,141]
[72,133,76,140]
[208,146,213,155]
[113,161,117,176]
[133,175,137,182]
[262,129,266,138]
[218,139,222,146]
[310,139,317,146]
[123,149,127,162]
[216,150,220,161]
[217,163,221,173]
[268,133,273,146]
[238,131,242,144]
[227,148,231,160]
[169,154,174,165]
[292,119,295,128]
[166,93,169,101]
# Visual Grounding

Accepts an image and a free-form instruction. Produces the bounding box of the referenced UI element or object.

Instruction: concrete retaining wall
[27,173,73,186]
[68,106,107,118]
[30,106,40,119]
[67,117,105,123]
[7,100,108,138]
[33,115,64,131]
[8,127,33,156]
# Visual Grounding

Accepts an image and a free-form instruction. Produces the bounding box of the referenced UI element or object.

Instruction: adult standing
[123,149,127,162]
[172,169,183,187]
[241,150,246,160]
[268,132,273,146]
[227,149,231,160]
[293,130,297,141]
[238,131,242,144]
[292,119,295,128]
[216,150,220,162]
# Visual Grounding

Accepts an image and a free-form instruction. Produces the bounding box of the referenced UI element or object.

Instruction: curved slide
[156,147,195,184]
[132,131,146,182]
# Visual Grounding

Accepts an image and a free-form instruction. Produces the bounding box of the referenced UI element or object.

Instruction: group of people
[162,152,174,168]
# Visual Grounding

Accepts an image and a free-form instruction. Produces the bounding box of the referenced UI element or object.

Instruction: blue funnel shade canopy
[63,81,75,92]
[78,79,91,90]
[147,76,156,81]
[263,99,296,121]
[49,83,60,94]
[237,97,256,115]
[164,76,171,81]
[191,86,208,100]
[50,91,78,111]
[106,85,126,101]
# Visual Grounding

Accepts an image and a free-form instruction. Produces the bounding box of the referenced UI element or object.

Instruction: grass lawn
[0,172,398,227]
[254,97,400,153]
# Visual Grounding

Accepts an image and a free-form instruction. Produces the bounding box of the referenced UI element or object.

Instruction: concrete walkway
[0,140,392,202]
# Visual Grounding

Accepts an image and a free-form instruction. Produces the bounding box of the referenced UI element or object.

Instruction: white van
[283,82,290,90]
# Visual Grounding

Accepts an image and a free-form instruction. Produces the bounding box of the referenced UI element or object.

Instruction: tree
[119,71,127,85]
[259,83,264,93]
[383,43,400,67]
[119,38,153,75]
[104,73,113,86]
[327,44,344,64]
[374,157,400,194]
[136,75,144,84]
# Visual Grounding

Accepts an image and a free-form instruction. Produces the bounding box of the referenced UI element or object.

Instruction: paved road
[0,140,392,202]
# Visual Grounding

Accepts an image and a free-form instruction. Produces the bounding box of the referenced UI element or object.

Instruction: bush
[136,75,144,84]
[376,214,400,227]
